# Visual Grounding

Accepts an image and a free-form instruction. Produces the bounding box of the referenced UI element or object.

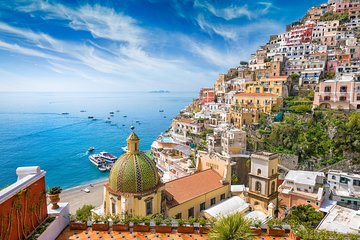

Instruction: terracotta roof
[176,118,196,124]
[164,169,225,207]
[267,76,288,79]
[234,93,278,97]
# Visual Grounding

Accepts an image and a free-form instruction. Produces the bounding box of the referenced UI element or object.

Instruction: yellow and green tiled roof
[109,152,159,194]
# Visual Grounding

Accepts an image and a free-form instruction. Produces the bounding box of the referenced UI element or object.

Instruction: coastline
[60,179,108,213]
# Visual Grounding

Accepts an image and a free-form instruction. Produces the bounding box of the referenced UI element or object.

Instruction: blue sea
[0,92,195,189]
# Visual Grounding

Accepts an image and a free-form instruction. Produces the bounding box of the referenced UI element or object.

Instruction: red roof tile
[164,169,226,206]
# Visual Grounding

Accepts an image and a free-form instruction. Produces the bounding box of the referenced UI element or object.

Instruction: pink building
[314,74,360,110]
[199,88,215,105]
[281,23,314,46]
[333,2,360,12]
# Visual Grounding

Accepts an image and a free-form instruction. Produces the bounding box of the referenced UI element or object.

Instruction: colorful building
[199,88,215,105]
[278,170,325,211]
[313,74,360,110]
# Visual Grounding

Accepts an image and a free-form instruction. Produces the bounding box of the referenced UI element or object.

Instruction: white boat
[98,166,107,172]
[121,146,128,152]
[99,152,117,163]
[83,188,90,193]
[106,164,113,171]
[89,154,104,167]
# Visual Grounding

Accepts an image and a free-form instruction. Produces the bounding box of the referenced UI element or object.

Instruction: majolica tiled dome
[109,131,160,194]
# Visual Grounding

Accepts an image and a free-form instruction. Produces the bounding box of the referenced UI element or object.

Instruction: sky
[0,0,325,92]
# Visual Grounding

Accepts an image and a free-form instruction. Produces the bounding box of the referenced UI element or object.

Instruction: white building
[327,170,360,210]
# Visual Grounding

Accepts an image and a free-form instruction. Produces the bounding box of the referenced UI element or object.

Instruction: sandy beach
[60,179,107,213]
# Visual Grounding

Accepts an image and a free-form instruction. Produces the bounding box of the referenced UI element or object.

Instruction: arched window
[271,181,276,194]
[255,181,262,192]
[257,169,261,175]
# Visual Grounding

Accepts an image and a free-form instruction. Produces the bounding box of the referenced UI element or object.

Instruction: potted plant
[70,205,94,230]
[155,215,172,233]
[92,214,110,231]
[47,186,62,210]
[250,219,262,236]
[198,217,210,234]
[111,214,130,231]
[133,216,150,232]
[177,219,194,233]
[267,218,285,237]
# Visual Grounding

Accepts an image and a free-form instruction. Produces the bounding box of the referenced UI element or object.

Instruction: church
[103,129,278,219]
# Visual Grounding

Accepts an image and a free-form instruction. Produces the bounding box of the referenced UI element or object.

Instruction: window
[188,207,194,218]
[324,96,330,101]
[221,194,226,201]
[257,169,261,175]
[112,201,116,215]
[306,200,311,204]
[339,96,347,101]
[211,198,216,206]
[146,200,153,215]
[340,86,347,92]
[200,202,206,211]
[316,202,319,206]
[331,175,336,180]
[324,86,331,92]
[256,87,260,93]
[255,181,262,192]
[271,182,276,194]
[357,95,360,101]
[175,213,182,219]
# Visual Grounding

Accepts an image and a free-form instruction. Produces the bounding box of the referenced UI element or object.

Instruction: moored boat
[89,154,104,167]
[88,147,95,152]
[88,116,94,119]
[99,152,117,163]
[98,166,107,172]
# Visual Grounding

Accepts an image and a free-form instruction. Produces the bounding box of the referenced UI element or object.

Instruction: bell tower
[248,152,279,211]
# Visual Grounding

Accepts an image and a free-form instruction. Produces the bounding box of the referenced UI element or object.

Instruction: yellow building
[104,130,232,219]
[104,131,163,216]
[163,169,230,219]
[231,93,282,113]
[244,76,289,98]
[248,152,279,212]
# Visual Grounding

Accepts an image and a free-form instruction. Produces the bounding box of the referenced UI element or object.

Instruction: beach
[60,180,107,213]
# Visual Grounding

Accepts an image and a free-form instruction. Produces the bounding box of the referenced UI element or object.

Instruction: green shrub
[75,204,94,223]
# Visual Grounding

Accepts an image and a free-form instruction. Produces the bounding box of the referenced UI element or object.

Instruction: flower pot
[250,227,262,236]
[112,223,129,231]
[155,225,172,233]
[177,225,194,233]
[199,226,210,234]
[70,222,87,230]
[92,223,109,231]
[48,194,60,210]
[267,227,285,237]
[133,224,150,232]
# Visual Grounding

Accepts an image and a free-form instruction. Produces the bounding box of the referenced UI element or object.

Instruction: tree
[209,212,254,240]
[285,204,323,228]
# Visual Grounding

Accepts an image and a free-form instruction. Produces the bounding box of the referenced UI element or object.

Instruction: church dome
[108,131,160,194]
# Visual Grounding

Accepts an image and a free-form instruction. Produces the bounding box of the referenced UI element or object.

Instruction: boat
[80,110,86,113]
[88,147,95,152]
[109,112,114,114]
[61,112,69,115]
[164,116,167,118]
[135,120,140,123]
[83,188,90,193]
[123,115,127,118]
[106,164,113,171]
[98,166,107,172]
[92,118,97,121]
[159,110,164,112]
[89,154,104,167]
[99,152,117,163]
[121,146,128,152]
[116,110,120,112]
[88,116,94,119]
[105,120,111,123]
[122,124,125,126]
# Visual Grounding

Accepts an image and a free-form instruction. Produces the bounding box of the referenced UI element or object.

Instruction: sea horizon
[0,91,196,189]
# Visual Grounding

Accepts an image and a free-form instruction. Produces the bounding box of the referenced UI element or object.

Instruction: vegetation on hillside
[320,12,349,22]
[249,110,360,168]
